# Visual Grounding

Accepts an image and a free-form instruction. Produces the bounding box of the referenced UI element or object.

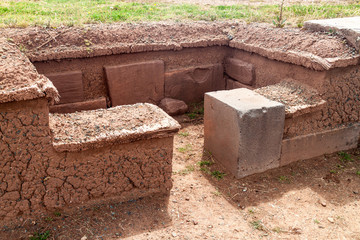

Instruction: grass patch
[278,175,290,183]
[0,1,359,28]
[338,151,354,163]
[177,143,192,153]
[178,131,189,137]
[198,160,213,167]
[211,170,225,179]
[29,230,50,240]
[250,220,265,231]
[176,164,195,175]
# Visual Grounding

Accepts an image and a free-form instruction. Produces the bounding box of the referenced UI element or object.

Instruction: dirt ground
[1,114,359,240]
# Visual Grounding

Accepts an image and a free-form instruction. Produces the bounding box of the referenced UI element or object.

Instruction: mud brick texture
[0,98,179,221]
[45,71,84,105]
[104,60,165,106]
[204,88,285,179]
[165,64,225,104]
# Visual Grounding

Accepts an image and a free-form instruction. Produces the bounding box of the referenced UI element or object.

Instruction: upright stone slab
[104,60,164,106]
[226,77,254,90]
[305,17,360,50]
[225,58,255,85]
[165,64,224,104]
[204,88,285,178]
[45,71,84,105]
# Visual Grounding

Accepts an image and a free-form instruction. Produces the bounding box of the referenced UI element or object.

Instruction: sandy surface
[1,116,359,240]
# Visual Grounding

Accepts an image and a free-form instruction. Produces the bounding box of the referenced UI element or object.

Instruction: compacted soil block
[204,88,285,178]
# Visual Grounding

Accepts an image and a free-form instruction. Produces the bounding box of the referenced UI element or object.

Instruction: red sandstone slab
[49,97,107,113]
[49,103,180,152]
[225,58,255,85]
[104,60,164,106]
[280,124,360,166]
[226,77,254,90]
[45,71,84,105]
[165,64,224,104]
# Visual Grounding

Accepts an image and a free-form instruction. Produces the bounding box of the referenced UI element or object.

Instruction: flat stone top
[306,17,360,32]
[206,88,284,112]
[1,21,358,70]
[0,38,59,104]
[255,81,326,118]
[305,17,360,50]
[49,103,181,152]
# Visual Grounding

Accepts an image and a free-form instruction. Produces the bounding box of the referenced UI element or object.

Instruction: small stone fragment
[319,200,327,207]
[159,98,188,116]
[327,217,335,223]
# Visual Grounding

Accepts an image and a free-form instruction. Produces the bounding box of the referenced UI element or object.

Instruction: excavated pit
[1,20,360,222]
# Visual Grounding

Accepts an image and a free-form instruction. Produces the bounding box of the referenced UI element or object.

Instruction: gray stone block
[204,88,285,178]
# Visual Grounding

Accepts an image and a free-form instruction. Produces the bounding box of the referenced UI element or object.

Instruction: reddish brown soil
[1,116,359,240]
[0,21,356,63]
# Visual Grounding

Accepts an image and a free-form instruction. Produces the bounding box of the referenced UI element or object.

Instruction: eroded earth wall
[0,98,174,221]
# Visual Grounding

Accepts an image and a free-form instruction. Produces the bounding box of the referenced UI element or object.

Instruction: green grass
[1,0,359,28]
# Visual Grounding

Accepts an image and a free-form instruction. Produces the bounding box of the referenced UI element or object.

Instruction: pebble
[327,217,335,223]
[319,200,327,207]
[171,232,177,237]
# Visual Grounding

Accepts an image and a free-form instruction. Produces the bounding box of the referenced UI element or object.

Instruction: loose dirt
[1,115,359,240]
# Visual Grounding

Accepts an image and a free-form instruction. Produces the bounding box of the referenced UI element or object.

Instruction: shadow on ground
[200,146,360,209]
[0,194,171,240]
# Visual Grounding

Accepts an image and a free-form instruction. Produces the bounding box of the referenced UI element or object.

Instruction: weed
[198,160,213,167]
[178,131,189,137]
[187,102,204,119]
[211,170,225,179]
[211,190,222,196]
[356,170,360,176]
[17,44,27,53]
[44,216,53,222]
[278,175,290,183]
[273,0,286,28]
[29,230,50,240]
[177,144,192,153]
[338,151,353,163]
[200,167,210,174]
[53,211,61,217]
[176,165,195,175]
[330,169,337,174]
[251,220,265,231]
[272,226,282,233]
[248,208,256,214]
[313,219,320,224]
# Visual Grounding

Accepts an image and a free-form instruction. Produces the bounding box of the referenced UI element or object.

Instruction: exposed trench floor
[1,116,360,240]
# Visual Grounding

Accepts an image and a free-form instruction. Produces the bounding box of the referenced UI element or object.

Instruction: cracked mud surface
[1,118,359,240]
[0,98,176,221]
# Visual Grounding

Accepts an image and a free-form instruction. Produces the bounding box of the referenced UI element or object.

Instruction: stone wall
[0,98,178,221]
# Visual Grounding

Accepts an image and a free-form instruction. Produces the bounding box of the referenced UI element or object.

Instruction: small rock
[327,217,335,223]
[319,200,327,207]
[81,236,87,240]
[193,220,198,225]
[185,197,190,201]
[158,98,188,116]
[171,232,177,237]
